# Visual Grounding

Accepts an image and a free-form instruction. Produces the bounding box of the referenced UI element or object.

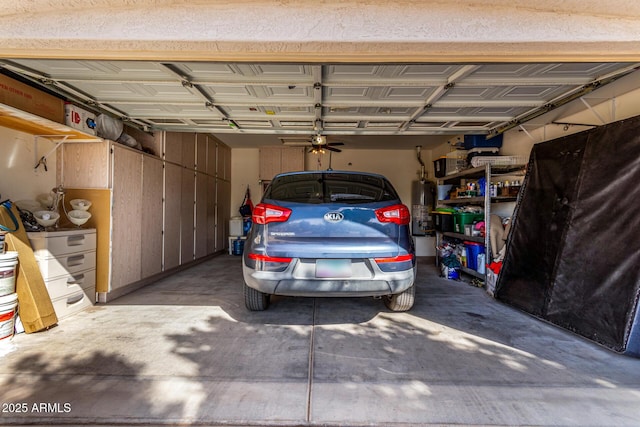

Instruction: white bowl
[70,199,92,211]
[34,210,60,227]
[67,210,91,226]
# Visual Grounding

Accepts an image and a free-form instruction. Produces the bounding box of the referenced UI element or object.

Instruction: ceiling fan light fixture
[314,134,327,145]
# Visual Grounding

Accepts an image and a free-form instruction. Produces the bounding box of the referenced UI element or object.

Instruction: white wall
[0,127,58,203]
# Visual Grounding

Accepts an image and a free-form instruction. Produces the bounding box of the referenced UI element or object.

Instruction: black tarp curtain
[496,114,640,356]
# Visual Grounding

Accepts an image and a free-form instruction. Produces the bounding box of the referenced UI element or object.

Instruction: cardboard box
[0,73,65,123]
[65,102,97,135]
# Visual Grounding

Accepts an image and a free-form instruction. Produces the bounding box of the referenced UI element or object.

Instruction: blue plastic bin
[463,134,503,150]
[465,241,485,271]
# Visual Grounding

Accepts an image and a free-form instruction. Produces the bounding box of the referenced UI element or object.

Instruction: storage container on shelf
[434,208,455,232]
[453,211,484,234]
[463,134,503,150]
[434,150,468,177]
[464,241,485,271]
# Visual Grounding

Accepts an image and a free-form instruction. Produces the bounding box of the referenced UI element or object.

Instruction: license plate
[315,259,352,278]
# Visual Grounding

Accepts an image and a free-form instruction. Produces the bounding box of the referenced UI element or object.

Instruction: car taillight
[374,254,414,263]
[375,204,410,225]
[374,253,415,272]
[252,203,292,225]
[248,253,293,263]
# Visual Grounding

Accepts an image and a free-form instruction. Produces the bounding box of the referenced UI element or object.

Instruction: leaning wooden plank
[0,203,58,333]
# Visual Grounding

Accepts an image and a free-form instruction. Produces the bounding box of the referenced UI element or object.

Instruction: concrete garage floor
[1,256,640,426]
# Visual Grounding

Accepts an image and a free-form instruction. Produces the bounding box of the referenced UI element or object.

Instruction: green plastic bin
[453,212,483,234]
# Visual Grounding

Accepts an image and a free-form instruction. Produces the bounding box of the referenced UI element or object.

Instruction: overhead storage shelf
[0,102,102,143]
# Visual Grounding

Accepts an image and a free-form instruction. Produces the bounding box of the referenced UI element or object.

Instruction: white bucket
[0,251,18,297]
[0,293,18,340]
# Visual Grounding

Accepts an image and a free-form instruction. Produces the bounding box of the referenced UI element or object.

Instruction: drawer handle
[66,293,84,306]
[66,255,85,267]
[67,235,86,246]
[67,274,85,286]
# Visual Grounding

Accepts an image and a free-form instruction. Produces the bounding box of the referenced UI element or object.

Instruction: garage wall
[0,126,58,202]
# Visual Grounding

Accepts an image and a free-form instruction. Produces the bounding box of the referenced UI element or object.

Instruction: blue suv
[242,171,416,311]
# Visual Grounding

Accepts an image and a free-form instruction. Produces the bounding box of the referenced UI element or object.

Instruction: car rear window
[264,173,399,204]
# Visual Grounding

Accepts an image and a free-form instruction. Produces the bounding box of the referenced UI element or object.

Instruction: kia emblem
[324,211,344,223]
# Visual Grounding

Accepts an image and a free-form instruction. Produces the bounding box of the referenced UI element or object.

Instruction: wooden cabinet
[111,144,143,289]
[163,162,182,271]
[141,155,164,278]
[181,168,196,264]
[259,146,305,181]
[59,133,232,301]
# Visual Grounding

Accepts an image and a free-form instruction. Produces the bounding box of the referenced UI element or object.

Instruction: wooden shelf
[0,102,102,143]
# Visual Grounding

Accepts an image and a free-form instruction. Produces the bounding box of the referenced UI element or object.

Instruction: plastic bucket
[0,293,18,340]
[0,251,18,296]
[232,238,245,256]
[465,242,485,271]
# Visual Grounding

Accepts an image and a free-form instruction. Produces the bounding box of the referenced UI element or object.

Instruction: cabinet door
[164,162,182,270]
[259,147,281,181]
[207,175,217,253]
[182,132,196,170]
[111,145,142,289]
[195,171,208,259]
[164,131,183,164]
[218,143,231,180]
[59,140,111,188]
[196,133,207,172]
[206,136,217,176]
[181,168,195,264]
[216,179,231,252]
[281,147,305,172]
[141,155,163,278]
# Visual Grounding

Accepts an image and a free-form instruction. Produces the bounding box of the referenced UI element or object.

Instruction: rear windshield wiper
[329,194,376,202]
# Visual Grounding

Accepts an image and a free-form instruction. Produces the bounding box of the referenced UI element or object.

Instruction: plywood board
[0,203,57,333]
[63,188,111,293]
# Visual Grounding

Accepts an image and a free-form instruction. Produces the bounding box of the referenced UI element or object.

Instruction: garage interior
[1,1,640,425]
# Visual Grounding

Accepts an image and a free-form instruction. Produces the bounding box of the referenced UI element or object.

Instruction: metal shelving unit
[435,163,526,282]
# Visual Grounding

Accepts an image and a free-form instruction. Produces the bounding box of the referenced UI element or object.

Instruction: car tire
[384,284,415,312]
[244,282,270,311]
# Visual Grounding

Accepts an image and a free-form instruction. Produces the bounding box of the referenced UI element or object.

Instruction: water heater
[411,180,435,236]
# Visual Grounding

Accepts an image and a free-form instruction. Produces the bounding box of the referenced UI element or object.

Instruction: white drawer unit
[28,228,97,320]
[30,231,97,258]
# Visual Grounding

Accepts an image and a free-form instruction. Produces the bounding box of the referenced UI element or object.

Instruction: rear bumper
[242,259,416,297]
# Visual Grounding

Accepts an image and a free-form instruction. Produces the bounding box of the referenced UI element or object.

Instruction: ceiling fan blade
[326,146,342,152]
[328,142,345,146]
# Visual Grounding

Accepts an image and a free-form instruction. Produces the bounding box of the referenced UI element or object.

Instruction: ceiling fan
[308,134,345,154]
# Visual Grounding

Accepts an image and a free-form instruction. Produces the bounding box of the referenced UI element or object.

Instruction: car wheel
[384,285,415,312]
[244,282,270,311]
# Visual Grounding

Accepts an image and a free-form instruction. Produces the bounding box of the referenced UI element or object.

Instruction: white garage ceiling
[1,59,638,149]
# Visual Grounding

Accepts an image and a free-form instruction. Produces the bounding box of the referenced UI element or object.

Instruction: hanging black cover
[496,115,640,356]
